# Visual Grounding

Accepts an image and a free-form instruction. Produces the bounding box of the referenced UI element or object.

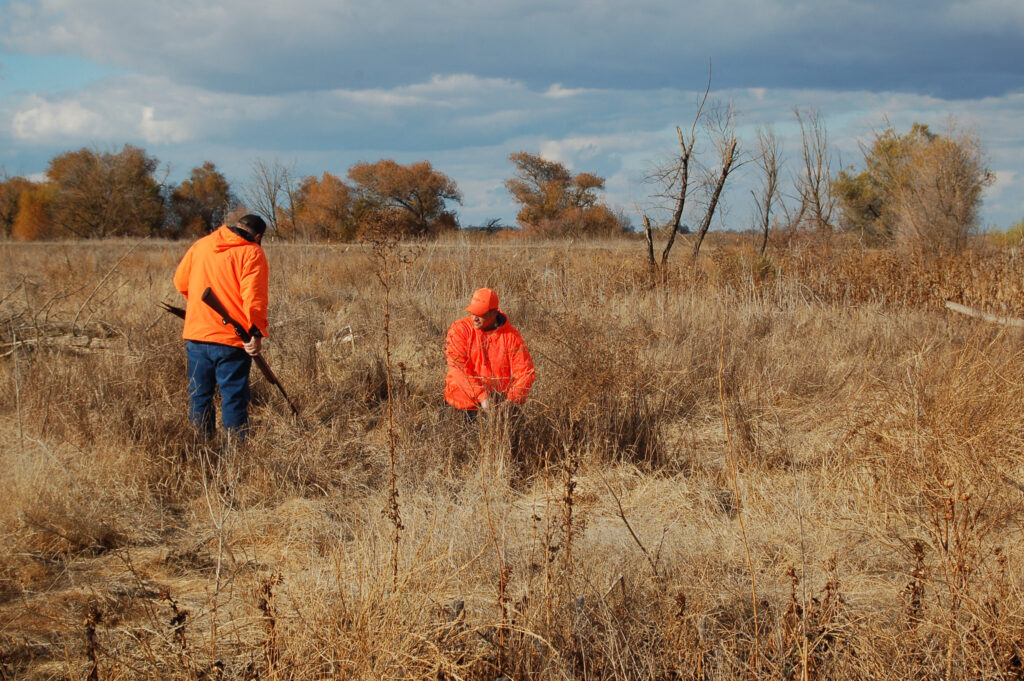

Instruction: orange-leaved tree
[11,184,56,241]
[169,161,234,238]
[46,145,165,238]
[287,172,356,241]
[505,152,622,237]
[347,159,461,237]
[0,175,38,239]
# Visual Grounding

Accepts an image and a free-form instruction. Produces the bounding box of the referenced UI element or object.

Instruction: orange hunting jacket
[173,226,269,348]
[444,312,535,410]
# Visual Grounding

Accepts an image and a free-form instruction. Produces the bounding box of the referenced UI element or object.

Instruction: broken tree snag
[660,125,694,268]
[691,135,738,262]
[642,214,655,267]
[944,300,1024,329]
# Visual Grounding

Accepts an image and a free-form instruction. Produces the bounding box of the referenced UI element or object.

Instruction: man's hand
[244,336,262,356]
[479,397,492,411]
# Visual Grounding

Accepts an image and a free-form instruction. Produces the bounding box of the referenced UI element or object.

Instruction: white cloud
[12,97,106,140]
[139,106,192,145]
[407,74,521,96]
[12,96,198,145]
[539,133,652,167]
[337,89,427,108]
[544,84,591,99]
[992,170,1017,193]
[455,109,536,131]
[6,75,237,144]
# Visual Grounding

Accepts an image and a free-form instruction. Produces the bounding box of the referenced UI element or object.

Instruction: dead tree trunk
[691,137,738,262]
[642,214,656,267]
[660,126,694,268]
[642,65,742,272]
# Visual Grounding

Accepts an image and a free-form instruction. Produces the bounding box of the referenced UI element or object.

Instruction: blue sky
[1,0,1022,230]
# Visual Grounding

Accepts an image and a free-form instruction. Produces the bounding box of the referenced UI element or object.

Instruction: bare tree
[642,77,708,268]
[752,125,783,255]
[790,108,835,231]
[640,65,740,270]
[689,104,739,262]
[243,158,296,237]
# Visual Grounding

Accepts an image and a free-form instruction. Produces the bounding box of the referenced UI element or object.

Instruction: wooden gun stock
[201,287,253,341]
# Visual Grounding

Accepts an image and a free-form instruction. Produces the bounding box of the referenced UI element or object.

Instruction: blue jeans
[186,341,253,440]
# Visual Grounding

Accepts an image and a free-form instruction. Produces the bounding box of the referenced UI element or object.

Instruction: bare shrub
[893,123,993,255]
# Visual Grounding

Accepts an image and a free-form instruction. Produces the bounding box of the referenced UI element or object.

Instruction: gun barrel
[158,301,186,320]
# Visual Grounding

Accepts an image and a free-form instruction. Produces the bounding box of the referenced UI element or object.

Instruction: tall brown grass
[2,232,1024,679]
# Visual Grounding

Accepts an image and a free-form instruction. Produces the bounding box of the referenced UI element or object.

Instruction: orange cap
[466,288,499,315]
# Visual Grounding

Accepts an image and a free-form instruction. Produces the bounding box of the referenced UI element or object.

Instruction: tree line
[0,110,997,258]
[0,148,628,242]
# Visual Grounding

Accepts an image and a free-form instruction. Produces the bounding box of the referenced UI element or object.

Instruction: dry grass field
[3,231,1024,680]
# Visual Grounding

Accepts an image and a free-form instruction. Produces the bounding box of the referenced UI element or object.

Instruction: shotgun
[159,289,299,415]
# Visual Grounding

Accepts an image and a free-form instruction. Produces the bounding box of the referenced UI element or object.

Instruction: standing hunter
[444,287,535,414]
[173,214,270,440]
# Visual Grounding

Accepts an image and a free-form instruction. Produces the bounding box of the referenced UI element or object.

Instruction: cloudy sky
[1,0,1022,230]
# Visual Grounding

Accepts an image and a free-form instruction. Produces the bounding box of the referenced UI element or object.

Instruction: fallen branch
[944,300,1024,329]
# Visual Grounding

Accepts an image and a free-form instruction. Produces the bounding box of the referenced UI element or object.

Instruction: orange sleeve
[446,321,486,404]
[173,245,193,298]
[505,331,535,404]
[239,247,270,338]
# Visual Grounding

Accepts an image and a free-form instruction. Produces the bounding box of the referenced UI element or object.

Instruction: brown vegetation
[506,152,625,238]
[833,122,993,254]
[2,232,1024,679]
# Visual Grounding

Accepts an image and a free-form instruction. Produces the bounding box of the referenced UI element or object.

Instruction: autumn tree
[287,172,356,241]
[348,159,461,237]
[506,152,573,226]
[833,120,992,254]
[169,161,234,238]
[11,184,56,241]
[46,145,165,238]
[0,174,38,239]
[505,152,622,237]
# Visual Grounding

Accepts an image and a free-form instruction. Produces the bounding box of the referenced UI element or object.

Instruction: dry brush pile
[2,233,1024,680]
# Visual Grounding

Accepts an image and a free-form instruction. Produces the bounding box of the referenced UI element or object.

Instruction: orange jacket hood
[444,311,535,410]
[173,225,269,347]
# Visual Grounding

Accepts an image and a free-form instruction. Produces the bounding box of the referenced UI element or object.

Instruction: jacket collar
[215,224,261,247]
[482,311,507,332]
[226,224,260,242]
